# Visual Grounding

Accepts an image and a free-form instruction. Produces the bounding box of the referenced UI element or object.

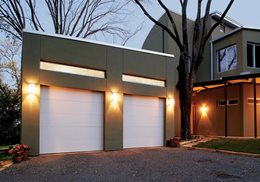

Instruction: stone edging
[182,146,260,158]
[0,160,13,172]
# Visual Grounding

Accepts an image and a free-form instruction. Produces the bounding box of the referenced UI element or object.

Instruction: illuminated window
[122,74,165,87]
[248,98,260,105]
[40,62,105,78]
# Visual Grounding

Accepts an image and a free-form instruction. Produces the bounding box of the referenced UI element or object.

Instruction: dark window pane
[228,99,238,105]
[218,100,226,106]
[255,45,260,68]
[247,44,253,67]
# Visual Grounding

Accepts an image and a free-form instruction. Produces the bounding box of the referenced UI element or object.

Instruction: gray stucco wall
[22,32,178,155]
[212,29,260,80]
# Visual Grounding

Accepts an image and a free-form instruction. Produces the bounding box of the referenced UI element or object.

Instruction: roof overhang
[193,73,260,93]
[210,11,243,29]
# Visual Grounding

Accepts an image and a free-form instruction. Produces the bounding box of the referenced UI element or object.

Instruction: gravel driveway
[0,147,260,182]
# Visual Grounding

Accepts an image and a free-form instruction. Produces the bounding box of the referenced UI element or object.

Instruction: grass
[0,153,12,161]
[0,145,13,151]
[0,145,14,161]
[195,138,260,154]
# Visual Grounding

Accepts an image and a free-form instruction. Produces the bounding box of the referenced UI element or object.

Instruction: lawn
[0,145,13,161]
[194,138,260,154]
[0,153,12,160]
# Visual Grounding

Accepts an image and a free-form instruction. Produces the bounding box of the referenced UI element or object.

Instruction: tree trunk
[177,53,192,140]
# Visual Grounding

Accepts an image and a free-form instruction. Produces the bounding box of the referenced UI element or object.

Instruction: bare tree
[0,0,135,43]
[133,0,235,139]
[0,0,42,40]
[0,36,21,91]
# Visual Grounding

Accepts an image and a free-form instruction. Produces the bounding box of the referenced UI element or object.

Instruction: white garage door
[40,86,103,154]
[123,95,164,148]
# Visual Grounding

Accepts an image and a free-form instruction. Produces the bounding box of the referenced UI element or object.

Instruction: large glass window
[256,45,260,68]
[247,44,254,67]
[247,43,260,68]
[217,44,237,73]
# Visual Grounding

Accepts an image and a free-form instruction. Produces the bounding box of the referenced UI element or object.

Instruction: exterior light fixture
[27,83,37,95]
[111,92,118,102]
[200,104,208,114]
[167,98,175,107]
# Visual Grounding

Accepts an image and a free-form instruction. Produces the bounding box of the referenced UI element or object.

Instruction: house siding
[21,32,178,155]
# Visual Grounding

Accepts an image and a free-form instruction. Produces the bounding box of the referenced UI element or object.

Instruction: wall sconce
[167,98,175,107]
[27,83,37,95]
[111,92,119,102]
[200,104,208,114]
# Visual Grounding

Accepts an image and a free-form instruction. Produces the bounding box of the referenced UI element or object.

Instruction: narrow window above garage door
[40,61,105,78]
[122,74,165,87]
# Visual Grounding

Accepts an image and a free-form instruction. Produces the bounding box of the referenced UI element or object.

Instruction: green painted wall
[213,30,244,79]
[22,32,178,155]
[213,29,260,79]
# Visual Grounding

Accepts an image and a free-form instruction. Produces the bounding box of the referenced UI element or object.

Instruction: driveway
[0,147,260,182]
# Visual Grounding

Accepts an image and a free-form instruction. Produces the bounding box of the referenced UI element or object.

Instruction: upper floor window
[217,44,237,73]
[247,43,260,68]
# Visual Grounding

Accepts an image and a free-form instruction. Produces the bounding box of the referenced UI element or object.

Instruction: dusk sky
[124,0,260,48]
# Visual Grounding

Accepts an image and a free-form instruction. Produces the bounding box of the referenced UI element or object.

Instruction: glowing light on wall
[200,104,208,115]
[111,92,119,102]
[167,98,175,107]
[27,83,37,95]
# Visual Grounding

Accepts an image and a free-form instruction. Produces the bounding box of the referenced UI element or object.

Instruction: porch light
[27,83,37,95]
[167,98,175,107]
[200,104,208,114]
[111,92,119,102]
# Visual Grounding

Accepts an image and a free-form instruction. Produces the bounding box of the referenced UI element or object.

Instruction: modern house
[143,11,260,138]
[22,11,260,155]
[21,31,178,155]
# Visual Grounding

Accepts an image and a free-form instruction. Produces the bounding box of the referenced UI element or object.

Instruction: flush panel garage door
[123,95,164,148]
[40,86,103,154]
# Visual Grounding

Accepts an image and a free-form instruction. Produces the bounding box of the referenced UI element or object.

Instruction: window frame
[247,42,260,68]
[217,98,239,107]
[217,44,238,73]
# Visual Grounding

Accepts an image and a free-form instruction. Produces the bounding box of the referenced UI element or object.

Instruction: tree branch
[157,0,182,50]
[134,0,183,51]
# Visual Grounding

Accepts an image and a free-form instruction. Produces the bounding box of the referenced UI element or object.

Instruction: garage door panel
[40,113,103,126]
[125,137,163,148]
[124,106,162,115]
[125,126,164,134]
[40,86,103,154]
[41,100,102,114]
[43,140,102,154]
[124,117,164,125]
[41,132,103,142]
[123,95,164,148]
[41,86,101,101]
